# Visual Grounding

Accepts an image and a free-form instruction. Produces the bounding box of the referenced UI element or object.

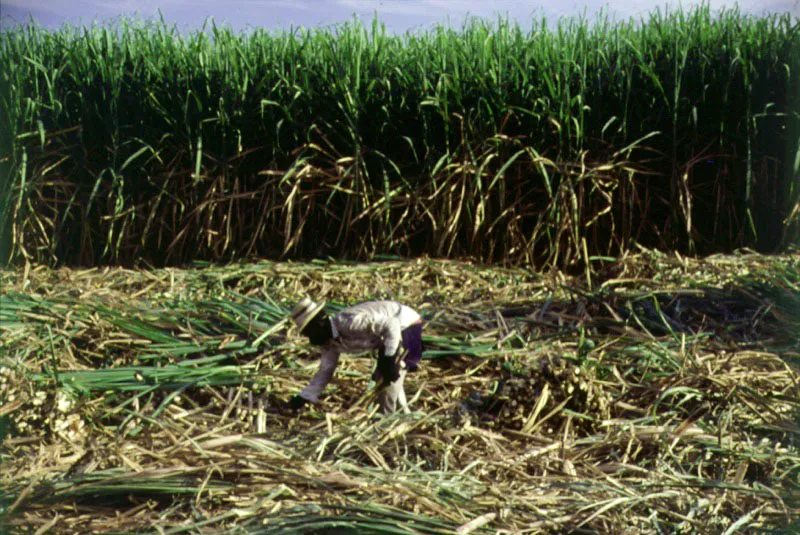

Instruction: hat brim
[292,300,326,333]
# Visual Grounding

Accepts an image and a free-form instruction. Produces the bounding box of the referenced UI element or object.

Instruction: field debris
[1,251,798,533]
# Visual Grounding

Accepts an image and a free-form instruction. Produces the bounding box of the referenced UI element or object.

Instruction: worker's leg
[379,365,409,414]
[379,320,422,414]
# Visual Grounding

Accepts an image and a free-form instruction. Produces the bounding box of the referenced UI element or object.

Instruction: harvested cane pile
[1,251,799,534]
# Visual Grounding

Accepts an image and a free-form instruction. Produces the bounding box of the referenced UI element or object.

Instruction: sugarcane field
[1,3,799,534]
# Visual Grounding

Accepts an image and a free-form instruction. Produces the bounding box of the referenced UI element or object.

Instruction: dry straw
[1,251,798,533]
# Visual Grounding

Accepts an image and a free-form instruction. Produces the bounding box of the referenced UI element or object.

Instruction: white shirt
[299,301,421,402]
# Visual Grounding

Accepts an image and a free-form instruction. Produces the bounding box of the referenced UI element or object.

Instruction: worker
[286,298,423,414]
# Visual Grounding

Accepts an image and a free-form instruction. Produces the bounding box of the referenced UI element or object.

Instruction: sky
[1,0,798,33]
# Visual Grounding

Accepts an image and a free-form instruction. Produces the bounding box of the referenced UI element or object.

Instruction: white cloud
[2,0,45,7]
[336,0,528,17]
[335,0,797,24]
[2,0,66,15]
[3,1,796,33]
[1,1,144,19]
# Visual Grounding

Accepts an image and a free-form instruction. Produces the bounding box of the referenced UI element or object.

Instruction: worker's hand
[286,395,308,412]
[377,351,401,385]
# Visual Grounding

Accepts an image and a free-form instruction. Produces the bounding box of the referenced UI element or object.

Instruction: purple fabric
[372,322,424,382]
[401,322,423,371]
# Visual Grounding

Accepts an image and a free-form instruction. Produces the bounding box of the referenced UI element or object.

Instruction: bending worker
[287,298,423,414]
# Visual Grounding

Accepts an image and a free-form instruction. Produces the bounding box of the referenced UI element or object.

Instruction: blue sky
[1,1,798,33]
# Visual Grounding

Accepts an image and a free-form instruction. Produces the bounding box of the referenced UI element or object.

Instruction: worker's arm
[293,347,340,407]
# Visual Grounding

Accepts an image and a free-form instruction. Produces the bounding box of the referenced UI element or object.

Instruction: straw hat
[290,297,325,332]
